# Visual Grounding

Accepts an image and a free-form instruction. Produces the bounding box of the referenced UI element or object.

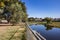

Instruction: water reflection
[30,24,60,40]
[44,25,53,30]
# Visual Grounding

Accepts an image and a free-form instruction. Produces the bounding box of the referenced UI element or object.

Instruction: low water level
[29,24,60,40]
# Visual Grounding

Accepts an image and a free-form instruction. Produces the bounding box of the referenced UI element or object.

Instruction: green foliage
[44,17,52,24]
[28,17,35,22]
[0,0,28,25]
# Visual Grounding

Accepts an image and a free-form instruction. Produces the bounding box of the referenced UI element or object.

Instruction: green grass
[29,21,60,28]
[29,22,46,25]
[37,22,46,24]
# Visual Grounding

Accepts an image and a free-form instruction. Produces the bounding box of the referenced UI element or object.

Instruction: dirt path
[0,23,26,40]
[0,26,9,34]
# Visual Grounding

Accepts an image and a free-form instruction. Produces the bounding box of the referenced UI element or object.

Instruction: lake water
[29,24,60,40]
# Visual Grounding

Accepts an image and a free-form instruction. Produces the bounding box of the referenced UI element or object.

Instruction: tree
[20,1,28,22]
[0,0,28,25]
[28,17,35,22]
[44,17,52,24]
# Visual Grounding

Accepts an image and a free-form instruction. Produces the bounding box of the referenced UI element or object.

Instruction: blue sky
[22,0,60,18]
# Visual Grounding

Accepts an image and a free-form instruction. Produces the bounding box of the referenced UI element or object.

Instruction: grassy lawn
[0,23,26,40]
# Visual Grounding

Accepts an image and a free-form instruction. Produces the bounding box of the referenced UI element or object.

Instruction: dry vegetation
[48,22,60,27]
[0,23,26,40]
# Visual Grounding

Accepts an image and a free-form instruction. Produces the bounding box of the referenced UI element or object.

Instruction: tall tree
[0,0,28,24]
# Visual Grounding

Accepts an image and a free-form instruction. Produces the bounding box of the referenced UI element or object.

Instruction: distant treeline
[28,17,60,22]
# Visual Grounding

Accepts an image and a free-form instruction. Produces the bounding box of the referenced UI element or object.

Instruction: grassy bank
[47,22,60,28]
[29,22,46,25]
[29,22,60,28]
[0,23,26,40]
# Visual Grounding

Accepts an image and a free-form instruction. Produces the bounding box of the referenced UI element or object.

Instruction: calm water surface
[29,24,60,40]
